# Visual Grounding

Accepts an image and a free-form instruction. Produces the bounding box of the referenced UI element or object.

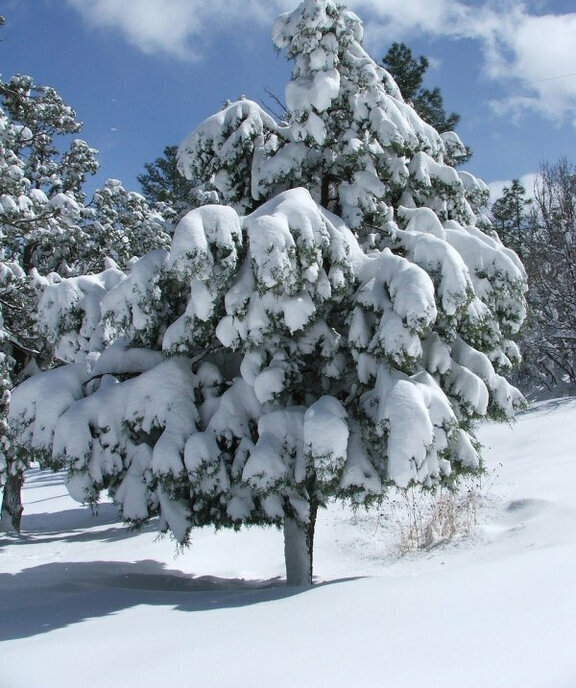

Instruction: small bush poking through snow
[376,465,502,553]
[379,478,484,553]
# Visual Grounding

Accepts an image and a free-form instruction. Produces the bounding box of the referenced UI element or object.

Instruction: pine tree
[381,43,427,105]
[0,72,170,531]
[85,179,171,270]
[491,179,532,257]
[10,0,526,582]
[0,75,96,274]
[137,145,201,217]
[0,73,99,530]
[382,42,470,164]
[382,42,460,133]
[178,98,277,214]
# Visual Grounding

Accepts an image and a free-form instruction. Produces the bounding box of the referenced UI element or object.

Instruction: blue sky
[2,0,575,201]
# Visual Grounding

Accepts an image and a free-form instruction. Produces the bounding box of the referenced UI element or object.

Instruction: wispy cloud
[66,0,291,59]
[355,0,474,38]
[483,12,576,124]
[66,0,576,125]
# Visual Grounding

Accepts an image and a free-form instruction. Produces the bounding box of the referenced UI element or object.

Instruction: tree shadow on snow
[23,501,120,531]
[0,469,134,552]
[24,466,67,488]
[0,559,361,641]
[0,503,156,551]
[522,396,576,415]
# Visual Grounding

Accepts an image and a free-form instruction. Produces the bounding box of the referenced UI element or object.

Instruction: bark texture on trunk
[283,517,311,586]
[2,345,28,534]
[283,499,318,586]
[1,472,24,533]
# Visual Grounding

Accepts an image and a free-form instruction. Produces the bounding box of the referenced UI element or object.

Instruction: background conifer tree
[491,179,532,257]
[0,67,170,531]
[382,42,470,163]
[137,145,200,215]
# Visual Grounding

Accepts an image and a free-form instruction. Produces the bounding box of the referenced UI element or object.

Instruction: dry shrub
[380,477,485,554]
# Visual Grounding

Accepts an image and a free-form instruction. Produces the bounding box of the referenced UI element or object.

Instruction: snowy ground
[2,398,576,688]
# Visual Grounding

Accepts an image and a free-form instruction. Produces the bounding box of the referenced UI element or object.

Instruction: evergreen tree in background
[491,179,532,257]
[0,73,98,531]
[137,145,198,215]
[87,178,170,270]
[382,42,470,165]
[0,69,170,531]
[382,42,460,133]
[0,74,98,274]
[10,0,526,583]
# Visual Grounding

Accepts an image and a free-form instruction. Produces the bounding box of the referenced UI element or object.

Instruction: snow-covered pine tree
[0,74,99,530]
[84,179,171,271]
[0,74,171,531]
[10,0,526,583]
[178,98,277,214]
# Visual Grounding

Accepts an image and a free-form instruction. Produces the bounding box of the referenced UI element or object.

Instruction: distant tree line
[490,162,576,394]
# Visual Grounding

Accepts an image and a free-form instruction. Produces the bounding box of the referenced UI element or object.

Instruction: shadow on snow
[24,467,67,488]
[0,558,361,641]
[0,503,142,551]
[0,467,361,641]
[521,396,576,416]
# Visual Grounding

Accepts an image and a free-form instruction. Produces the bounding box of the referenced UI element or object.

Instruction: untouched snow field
[1,398,576,688]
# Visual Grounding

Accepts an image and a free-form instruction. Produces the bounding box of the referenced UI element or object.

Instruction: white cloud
[353,1,576,126]
[66,0,576,125]
[351,0,473,37]
[483,12,576,123]
[66,0,290,59]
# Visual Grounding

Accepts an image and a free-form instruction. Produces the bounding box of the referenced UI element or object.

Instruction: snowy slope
[1,399,576,688]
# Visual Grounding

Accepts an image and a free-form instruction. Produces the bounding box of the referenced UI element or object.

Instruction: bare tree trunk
[1,472,24,533]
[283,499,318,586]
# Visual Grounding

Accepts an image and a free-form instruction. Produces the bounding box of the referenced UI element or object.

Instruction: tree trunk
[1,345,29,535]
[283,499,318,586]
[1,472,24,533]
[321,172,330,210]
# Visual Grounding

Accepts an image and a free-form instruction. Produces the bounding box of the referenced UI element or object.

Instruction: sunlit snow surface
[2,399,576,688]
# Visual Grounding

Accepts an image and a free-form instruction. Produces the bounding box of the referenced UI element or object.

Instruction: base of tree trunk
[1,472,24,533]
